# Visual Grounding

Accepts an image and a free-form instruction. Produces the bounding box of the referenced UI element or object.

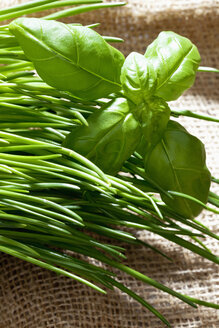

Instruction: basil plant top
[9,18,210,219]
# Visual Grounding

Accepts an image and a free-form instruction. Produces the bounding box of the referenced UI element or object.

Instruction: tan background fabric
[0,0,218,327]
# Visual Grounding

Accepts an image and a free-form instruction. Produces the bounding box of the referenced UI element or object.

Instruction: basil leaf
[120,52,157,104]
[120,53,169,152]
[63,98,141,175]
[136,97,170,154]
[9,18,124,100]
[144,120,211,218]
[145,31,201,101]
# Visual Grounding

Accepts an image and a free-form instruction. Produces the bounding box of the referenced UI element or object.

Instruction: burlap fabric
[0,1,218,327]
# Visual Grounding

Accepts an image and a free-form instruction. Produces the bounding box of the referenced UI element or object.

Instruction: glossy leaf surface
[120,52,169,152]
[144,120,211,218]
[144,31,201,101]
[120,52,157,104]
[9,18,124,100]
[136,97,170,154]
[63,98,141,175]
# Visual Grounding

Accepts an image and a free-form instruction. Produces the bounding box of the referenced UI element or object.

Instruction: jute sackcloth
[0,1,218,327]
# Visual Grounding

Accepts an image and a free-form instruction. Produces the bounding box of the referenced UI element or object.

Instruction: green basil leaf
[63,98,141,175]
[144,120,211,218]
[145,31,201,101]
[120,52,157,104]
[135,97,170,153]
[9,18,124,100]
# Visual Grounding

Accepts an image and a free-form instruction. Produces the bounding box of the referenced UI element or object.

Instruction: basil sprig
[9,18,209,219]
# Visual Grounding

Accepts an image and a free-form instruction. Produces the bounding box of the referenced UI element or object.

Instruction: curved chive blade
[0,1,103,22]
[0,245,106,294]
[43,2,126,20]
[198,66,219,73]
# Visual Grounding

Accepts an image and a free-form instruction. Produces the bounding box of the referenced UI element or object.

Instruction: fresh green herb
[0,3,218,327]
[143,120,211,218]
[144,31,201,101]
[9,18,125,100]
[63,97,142,175]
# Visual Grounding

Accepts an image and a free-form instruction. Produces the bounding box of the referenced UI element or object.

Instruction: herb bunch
[0,1,218,327]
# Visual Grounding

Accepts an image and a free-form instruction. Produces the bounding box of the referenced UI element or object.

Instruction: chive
[0,0,102,22]
[44,2,126,20]
[198,66,219,73]
[0,245,106,294]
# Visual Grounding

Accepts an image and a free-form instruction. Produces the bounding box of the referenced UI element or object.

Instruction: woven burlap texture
[0,1,218,327]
